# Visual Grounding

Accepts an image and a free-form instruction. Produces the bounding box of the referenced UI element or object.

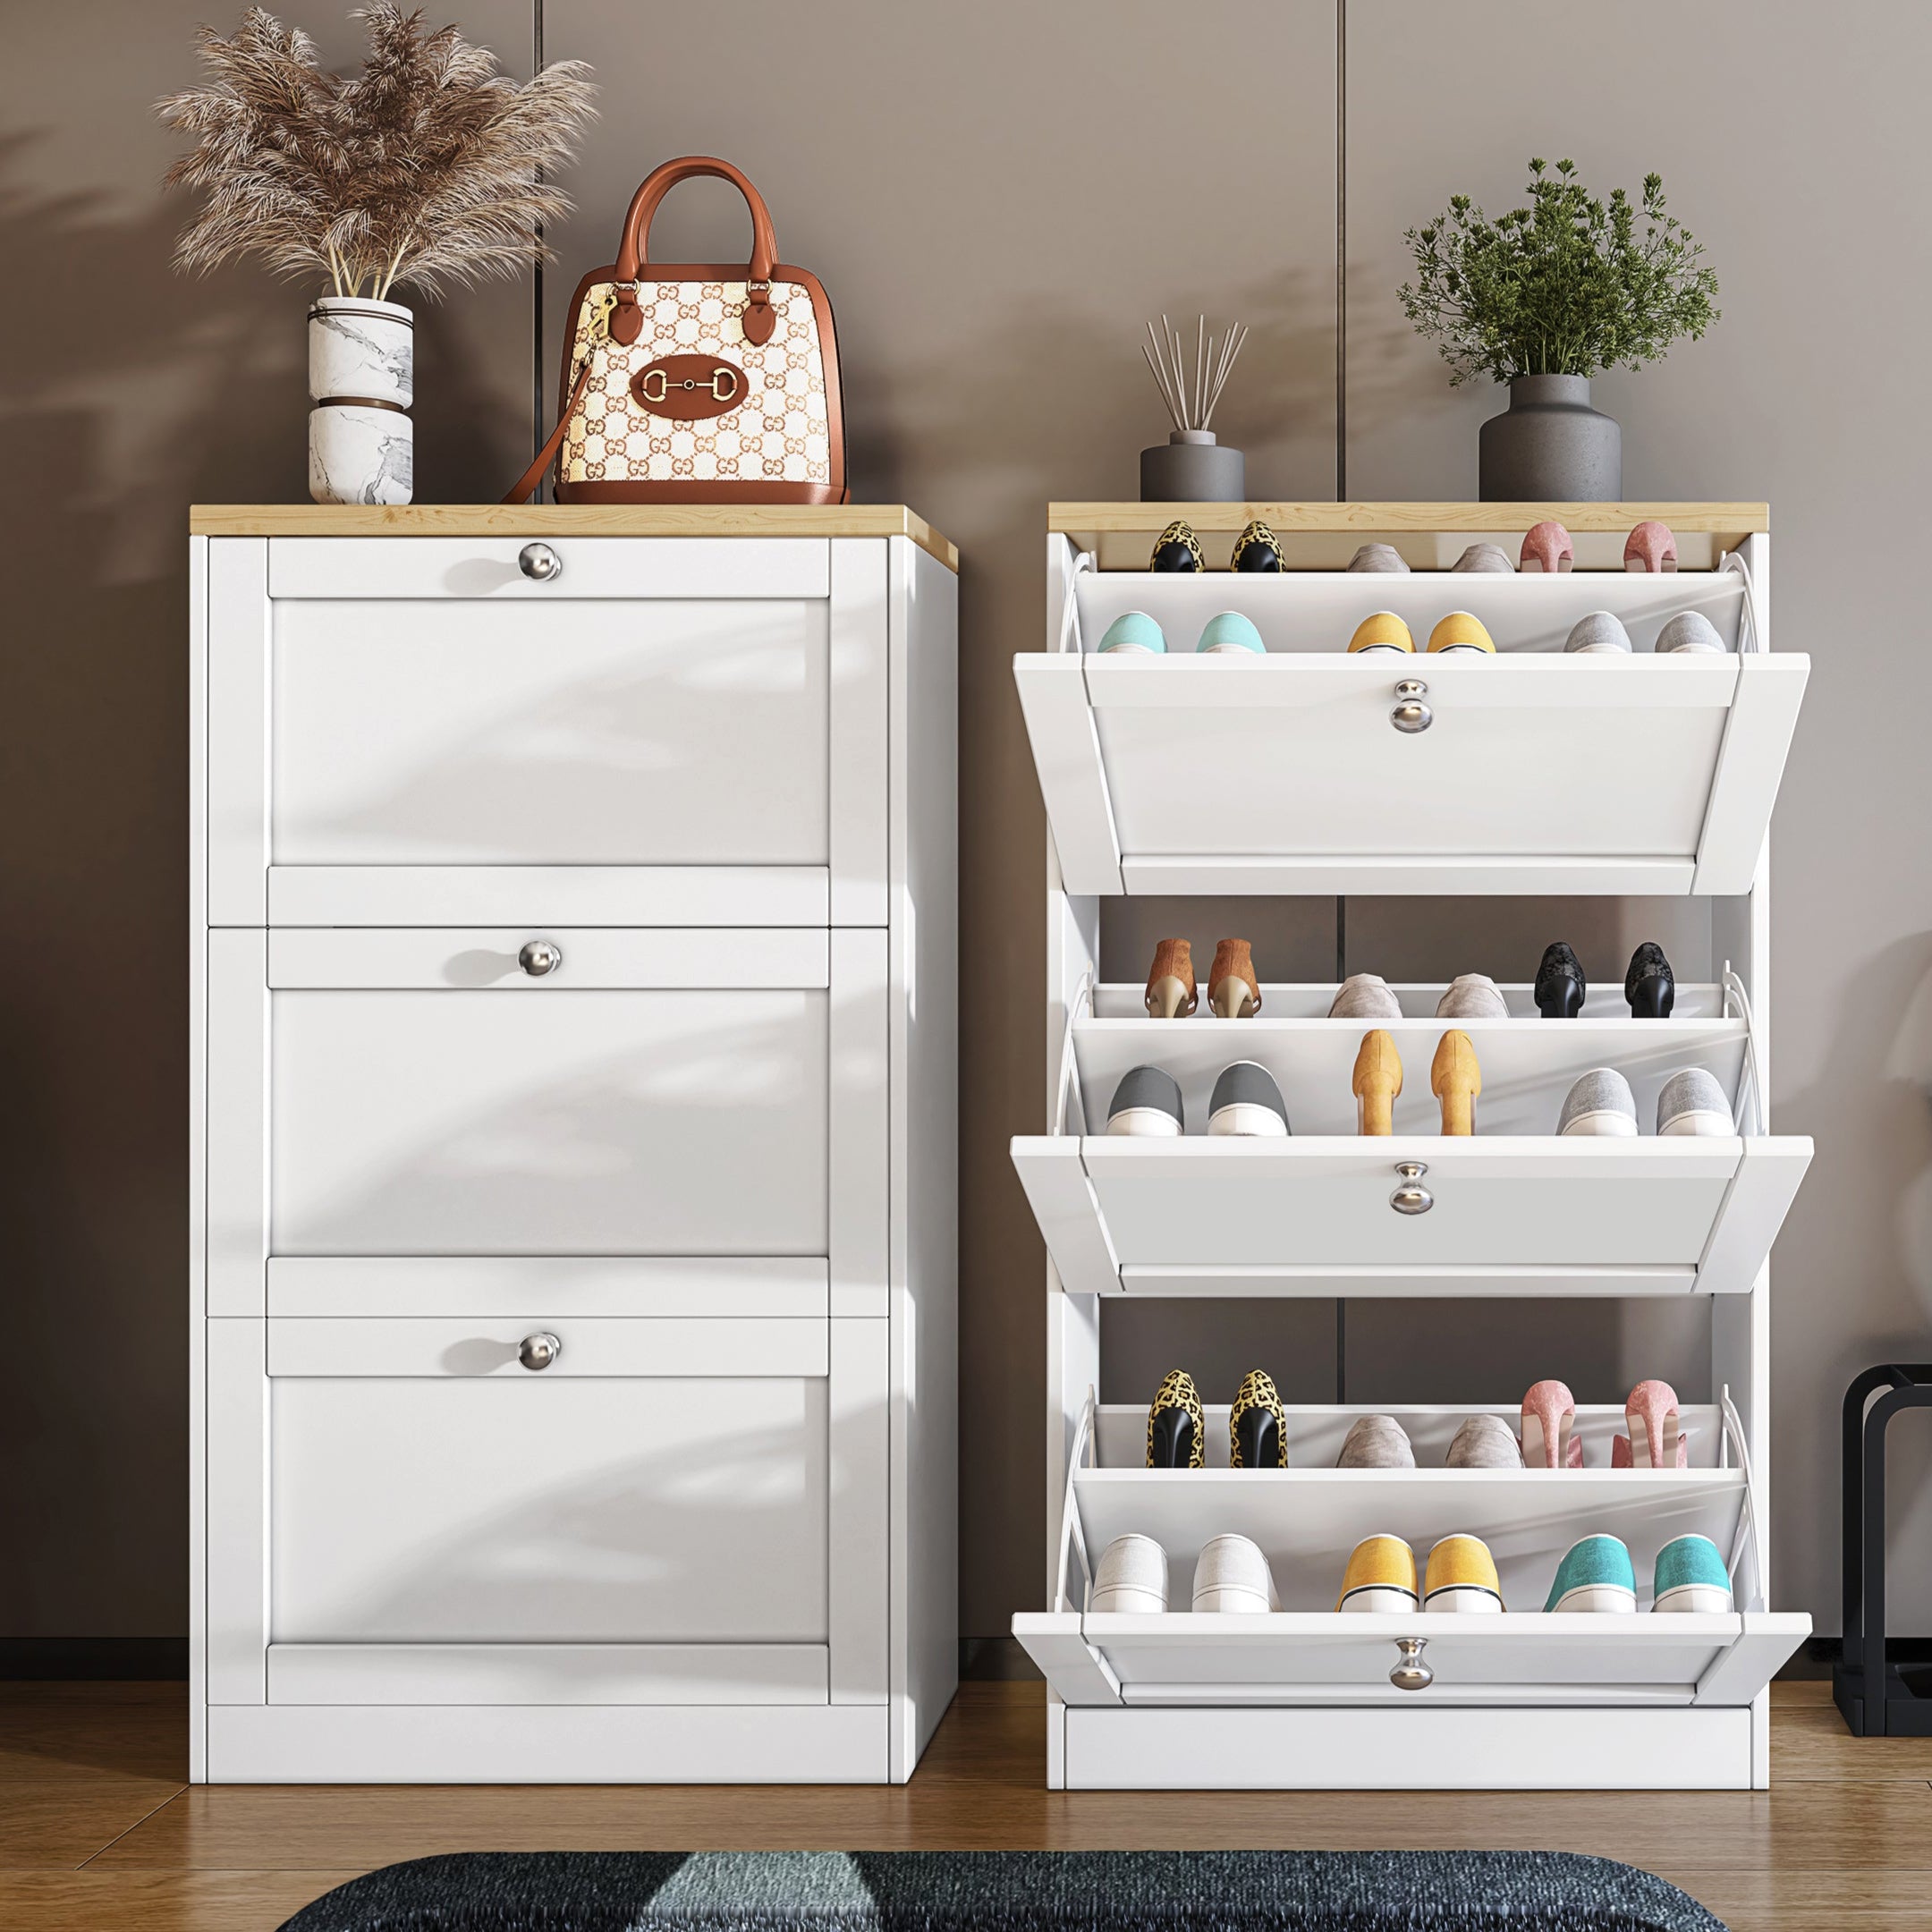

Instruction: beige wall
[4,0,1928,1650]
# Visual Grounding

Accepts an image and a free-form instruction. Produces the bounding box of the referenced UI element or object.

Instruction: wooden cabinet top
[191,503,958,572]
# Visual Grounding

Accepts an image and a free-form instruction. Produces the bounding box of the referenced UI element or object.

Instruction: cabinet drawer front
[266,1257,829,1320]
[210,928,887,1314]
[267,1316,828,1378]
[267,927,828,990]
[270,981,827,1255]
[208,537,889,927]
[267,1368,829,1646]
[270,593,830,869]
[267,537,831,601]
[266,1642,827,1706]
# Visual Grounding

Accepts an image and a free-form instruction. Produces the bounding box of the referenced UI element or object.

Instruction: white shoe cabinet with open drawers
[189,505,958,1784]
[1012,504,1813,1790]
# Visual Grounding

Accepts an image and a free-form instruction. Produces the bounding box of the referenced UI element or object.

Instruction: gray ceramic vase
[1141,430,1245,503]
[1479,375,1621,503]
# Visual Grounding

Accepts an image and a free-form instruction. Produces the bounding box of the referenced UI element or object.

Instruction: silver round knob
[518,1331,562,1371]
[1391,678,1433,733]
[518,542,562,581]
[518,939,563,978]
[1390,1160,1433,1216]
[1390,1637,1433,1691]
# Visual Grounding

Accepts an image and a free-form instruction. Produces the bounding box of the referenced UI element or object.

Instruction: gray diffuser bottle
[1142,430,1244,503]
[1479,374,1621,501]
[1140,315,1250,504]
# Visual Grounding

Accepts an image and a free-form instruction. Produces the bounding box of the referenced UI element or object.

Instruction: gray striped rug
[279,1849,1725,1931]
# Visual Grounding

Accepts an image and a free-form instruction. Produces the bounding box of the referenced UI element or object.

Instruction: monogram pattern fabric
[559,279,832,487]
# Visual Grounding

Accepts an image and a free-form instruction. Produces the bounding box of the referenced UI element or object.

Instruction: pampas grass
[157,5,597,301]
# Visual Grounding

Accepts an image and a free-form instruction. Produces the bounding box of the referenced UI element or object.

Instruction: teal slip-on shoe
[1097,610,1166,655]
[1544,1534,1638,1614]
[1197,611,1267,656]
[1653,1534,1733,1614]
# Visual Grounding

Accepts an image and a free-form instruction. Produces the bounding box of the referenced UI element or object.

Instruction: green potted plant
[1400,158,1720,502]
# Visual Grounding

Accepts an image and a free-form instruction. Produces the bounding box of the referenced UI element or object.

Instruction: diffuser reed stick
[1142,313,1248,436]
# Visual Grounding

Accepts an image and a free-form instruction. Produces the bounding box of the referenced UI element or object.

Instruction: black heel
[1626,942,1675,1019]
[1535,942,1587,1019]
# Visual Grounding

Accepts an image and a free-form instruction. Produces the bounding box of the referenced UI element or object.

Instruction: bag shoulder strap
[500,355,597,507]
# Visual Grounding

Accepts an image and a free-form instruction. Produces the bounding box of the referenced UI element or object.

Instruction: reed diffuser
[1140,313,1249,503]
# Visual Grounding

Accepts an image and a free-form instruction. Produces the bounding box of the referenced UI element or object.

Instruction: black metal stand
[1835,1363,1932,1736]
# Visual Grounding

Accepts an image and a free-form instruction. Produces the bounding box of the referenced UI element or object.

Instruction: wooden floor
[1,1680,1928,1929]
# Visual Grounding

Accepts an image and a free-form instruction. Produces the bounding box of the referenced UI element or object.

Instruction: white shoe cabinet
[189,505,958,1784]
[1011,504,1813,1790]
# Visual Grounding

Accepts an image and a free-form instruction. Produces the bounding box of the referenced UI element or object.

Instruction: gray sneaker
[1107,1064,1184,1137]
[1657,1066,1734,1136]
[1208,1061,1291,1138]
[1558,1068,1639,1137]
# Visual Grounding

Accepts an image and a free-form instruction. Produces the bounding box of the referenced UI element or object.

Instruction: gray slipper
[1436,973,1508,1020]
[1451,542,1515,573]
[1337,1413,1416,1469]
[1446,1413,1523,1469]
[1329,972,1403,1020]
[1347,542,1410,573]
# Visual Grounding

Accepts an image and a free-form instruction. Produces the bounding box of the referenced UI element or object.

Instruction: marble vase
[307,295,414,504]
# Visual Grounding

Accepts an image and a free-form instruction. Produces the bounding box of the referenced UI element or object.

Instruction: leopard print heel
[1230,1368,1288,1469]
[1146,1369,1205,1469]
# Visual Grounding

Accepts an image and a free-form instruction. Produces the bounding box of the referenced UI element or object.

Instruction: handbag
[504,156,845,505]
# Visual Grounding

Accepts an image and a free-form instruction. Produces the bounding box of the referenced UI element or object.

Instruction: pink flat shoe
[1520,519,1573,573]
[1624,521,1678,573]
[1520,1379,1584,1470]
[1612,1378,1689,1468]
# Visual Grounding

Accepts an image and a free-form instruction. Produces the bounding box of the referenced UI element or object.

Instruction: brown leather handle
[611,157,779,345]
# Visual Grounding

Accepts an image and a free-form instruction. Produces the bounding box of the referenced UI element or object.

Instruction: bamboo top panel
[1050,502,1767,572]
[191,503,958,572]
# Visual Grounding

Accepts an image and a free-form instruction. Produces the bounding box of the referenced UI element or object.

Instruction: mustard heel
[1352,1030,1402,1135]
[1431,1030,1481,1134]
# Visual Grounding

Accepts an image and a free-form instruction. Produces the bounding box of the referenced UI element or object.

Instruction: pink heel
[1519,519,1573,573]
[1520,1379,1582,1470]
[1623,521,1678,573]
[1614,1378,1688,1468]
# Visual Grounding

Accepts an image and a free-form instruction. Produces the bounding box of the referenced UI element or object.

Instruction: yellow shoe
[1348,611,1415,657]
[1430,1030,1481,1135]
[1427,611,1496,656]
[1335,1534,1419,1613]
[1423,1533,1504,1612]
[1352,1029,1403,1136]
